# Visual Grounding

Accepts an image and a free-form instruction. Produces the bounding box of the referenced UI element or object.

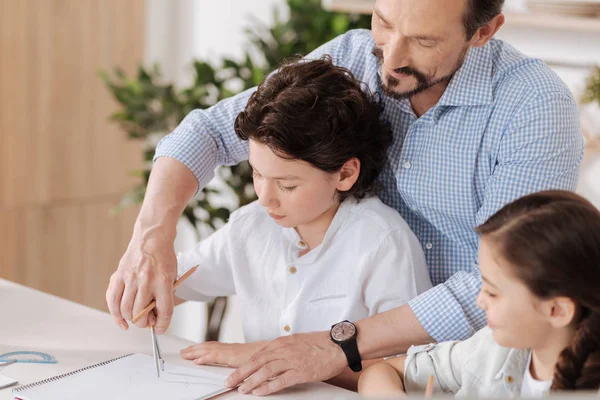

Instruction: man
[106,0,583,395]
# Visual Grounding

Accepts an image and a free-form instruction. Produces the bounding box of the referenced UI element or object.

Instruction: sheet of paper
[13,354,231,400]
[0,374,18,389]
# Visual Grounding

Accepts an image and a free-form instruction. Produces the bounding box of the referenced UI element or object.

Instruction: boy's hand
[180,341,267,368]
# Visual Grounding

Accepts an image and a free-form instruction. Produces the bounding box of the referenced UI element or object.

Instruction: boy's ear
[336,158,360,192]
[545,297,578,328]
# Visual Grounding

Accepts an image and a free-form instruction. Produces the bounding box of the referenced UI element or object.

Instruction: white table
[0,279,358,399]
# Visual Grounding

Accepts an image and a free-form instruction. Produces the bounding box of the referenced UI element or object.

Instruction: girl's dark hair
[476,190,600,391]
[234,56,392,201]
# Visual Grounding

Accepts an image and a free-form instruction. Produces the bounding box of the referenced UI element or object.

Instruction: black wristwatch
[330,320,362,372]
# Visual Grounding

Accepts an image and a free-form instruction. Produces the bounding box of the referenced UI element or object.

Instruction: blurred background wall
[0,0,144,310]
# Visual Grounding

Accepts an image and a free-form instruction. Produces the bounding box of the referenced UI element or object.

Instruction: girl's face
[476,238,555,349]
[248,140,356,231]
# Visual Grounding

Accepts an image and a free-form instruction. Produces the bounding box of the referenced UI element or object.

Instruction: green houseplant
[101,0,371,341]
[582,67,600,151]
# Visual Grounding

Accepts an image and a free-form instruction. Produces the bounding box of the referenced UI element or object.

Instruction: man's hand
[106,234,177,333]
[106,158,198,334]
[225,331,348,396]
[180,341,268,368]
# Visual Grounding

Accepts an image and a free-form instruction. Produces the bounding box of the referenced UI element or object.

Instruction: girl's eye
[252,170,262,179]
[484,289,497,298]
[278,183,297,192]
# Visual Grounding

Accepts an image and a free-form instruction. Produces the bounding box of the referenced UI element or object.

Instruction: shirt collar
[494,347,530,396]
[282,197,356,261]
[437,43,494,107]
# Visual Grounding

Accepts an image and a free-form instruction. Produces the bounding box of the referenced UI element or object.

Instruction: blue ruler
[0,351,57,364]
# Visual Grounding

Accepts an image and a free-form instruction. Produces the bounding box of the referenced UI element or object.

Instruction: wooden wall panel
[0,0,145,311]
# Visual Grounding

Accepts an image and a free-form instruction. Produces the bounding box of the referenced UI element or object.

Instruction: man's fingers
[106,277,128,331]
[251,371,299,396]
[236,359,289,394]
[131,281,153,328]
[154,276,174,334]
[226,350,270,388]
[119,282,137,322]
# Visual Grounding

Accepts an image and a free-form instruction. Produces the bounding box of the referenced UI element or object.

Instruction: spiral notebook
[12,353,233,400]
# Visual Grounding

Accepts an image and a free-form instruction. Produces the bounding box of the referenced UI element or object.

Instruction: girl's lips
[269,213,285,220]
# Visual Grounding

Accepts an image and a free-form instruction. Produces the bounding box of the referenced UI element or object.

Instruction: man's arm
[106,157,197,333]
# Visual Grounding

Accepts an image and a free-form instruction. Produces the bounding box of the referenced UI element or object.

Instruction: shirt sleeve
[403,341,464,394]
[361,228,433,315]
[174,220,237,301]
[153,30,372,193]
[409,90,584,342]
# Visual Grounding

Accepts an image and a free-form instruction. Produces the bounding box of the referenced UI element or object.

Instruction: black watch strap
[340,339,362,372]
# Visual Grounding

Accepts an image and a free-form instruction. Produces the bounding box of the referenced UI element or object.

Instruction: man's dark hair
[234,56,392,201]
[463,0,505,39]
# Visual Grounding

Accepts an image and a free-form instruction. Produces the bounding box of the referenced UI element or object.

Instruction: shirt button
[506,375,514,384]
[403,161,412,169]
[425,242,433,250]
[298,240,307,247]
[289,266,297,275]
[283,325,291,332]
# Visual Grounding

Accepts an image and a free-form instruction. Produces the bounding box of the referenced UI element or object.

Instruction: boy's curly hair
[234,56,392,201]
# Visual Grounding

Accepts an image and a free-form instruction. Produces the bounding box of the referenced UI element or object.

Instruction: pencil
[132,265,199,324]
[425,375,434,398]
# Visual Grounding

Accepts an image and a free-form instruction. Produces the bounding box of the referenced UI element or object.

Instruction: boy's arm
[174,219,237,302]
[362,228,432,315]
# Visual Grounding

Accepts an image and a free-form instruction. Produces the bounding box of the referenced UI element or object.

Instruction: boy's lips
[269,213,285,220]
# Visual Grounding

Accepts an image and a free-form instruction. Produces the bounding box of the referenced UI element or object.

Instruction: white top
[176,196,432,343]
[521,351,552,398]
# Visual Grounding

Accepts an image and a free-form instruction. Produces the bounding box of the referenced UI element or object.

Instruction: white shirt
[175,196,432,343]
[521,351,552,398]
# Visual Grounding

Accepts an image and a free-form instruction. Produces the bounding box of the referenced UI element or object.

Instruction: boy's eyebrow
[481,275,498,289]
[248,161,302,180]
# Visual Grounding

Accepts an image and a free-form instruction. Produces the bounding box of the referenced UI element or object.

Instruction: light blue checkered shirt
[154,29,583,342]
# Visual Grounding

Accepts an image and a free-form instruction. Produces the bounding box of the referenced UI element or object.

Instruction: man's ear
[336,158,360,192]
[470,14,504,48]
[544,297,578,329]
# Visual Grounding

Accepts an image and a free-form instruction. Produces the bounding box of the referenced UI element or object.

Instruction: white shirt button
[425,243,433,250]
[403,161,412,169]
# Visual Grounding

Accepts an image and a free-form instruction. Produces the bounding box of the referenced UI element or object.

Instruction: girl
[175,57,432,371]
[358,190,600,397]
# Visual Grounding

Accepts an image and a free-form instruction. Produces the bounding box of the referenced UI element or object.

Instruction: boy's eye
[484,289,497,298]
[278,183,297,192]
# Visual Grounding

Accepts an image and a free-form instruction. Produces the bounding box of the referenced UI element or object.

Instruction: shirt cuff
[408,284,476,342]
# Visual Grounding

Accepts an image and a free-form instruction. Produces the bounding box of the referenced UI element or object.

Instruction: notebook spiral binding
[13,354,133,393]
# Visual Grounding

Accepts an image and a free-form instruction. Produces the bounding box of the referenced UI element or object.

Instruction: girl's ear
[336,158,360,192]
[545,297,578,328]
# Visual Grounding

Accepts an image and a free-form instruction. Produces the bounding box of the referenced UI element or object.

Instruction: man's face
[371,0,473,99]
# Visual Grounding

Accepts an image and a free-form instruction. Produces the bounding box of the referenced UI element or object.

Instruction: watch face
[331,321,356,342]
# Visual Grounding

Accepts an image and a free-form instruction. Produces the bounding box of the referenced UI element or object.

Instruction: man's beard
[372,46,468,100]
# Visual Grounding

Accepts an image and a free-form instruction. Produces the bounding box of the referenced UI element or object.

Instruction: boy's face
[248,140,342,230]
[476,238,554,349]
